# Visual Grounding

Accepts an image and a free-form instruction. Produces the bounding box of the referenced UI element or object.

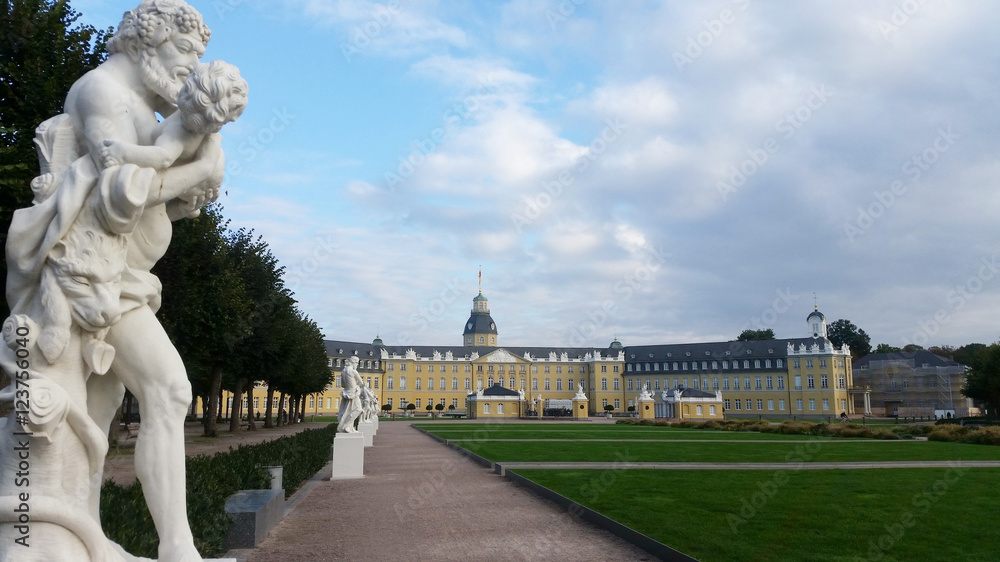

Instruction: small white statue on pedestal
[337,356,365,432]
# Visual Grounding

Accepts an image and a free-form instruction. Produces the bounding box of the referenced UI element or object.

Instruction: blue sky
[70,0,1000,351]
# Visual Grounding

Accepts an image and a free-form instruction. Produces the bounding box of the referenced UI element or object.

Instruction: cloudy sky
[73,0,1000,350]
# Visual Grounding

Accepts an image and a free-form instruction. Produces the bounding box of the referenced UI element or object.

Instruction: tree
[603,404,614,412]
[953,343,986,368]
[963,343,1000,418]
[928,345,956,360]
[223,228,289,432]
[827,319,872,360]
[154,205,251,437]
[381,404,392,413]
[1,0,110,319]
[737,329,775,341]
[874,343,901,354]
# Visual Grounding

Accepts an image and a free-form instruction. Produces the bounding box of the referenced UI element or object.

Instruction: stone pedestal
[358,421,374,447]
[373,416,379,433]
[638,398,655,420]
[331,432,365,480]
[572,398,589,419]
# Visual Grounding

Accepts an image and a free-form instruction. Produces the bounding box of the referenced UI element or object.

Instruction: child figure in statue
[100,59,247,183]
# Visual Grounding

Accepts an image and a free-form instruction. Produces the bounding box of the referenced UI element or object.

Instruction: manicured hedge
[101,423,336,558]
[616,418,936,441]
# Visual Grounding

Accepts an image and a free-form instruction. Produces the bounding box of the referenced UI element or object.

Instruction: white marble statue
[639,384,654,401]
[0,2,240,560]
[359,385,378,424]
[337,357,365,432]
[573,382,587,400]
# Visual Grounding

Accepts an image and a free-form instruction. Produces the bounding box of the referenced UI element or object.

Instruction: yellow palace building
[208,293,855,420]
[305,293,856,420]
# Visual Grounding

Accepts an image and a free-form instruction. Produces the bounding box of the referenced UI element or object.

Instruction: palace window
[628,379,634,391]
[755,376,762,390]
[415,379,422,390]
[465,378,471,390]
[532,379,538,390]
[767,399,774,411]
[400,376,407,390]
[822,399,830,411]
[807,375,815,389]
[387,377,394,390]
[796,399,803,411]
[766,376,773,389]
[757,399,763,410]
[776,359,783,368]
[779,399,785,411]
[427,378,434,390]
[794,375,802,390]
[452,378,458,390]
[614,379,620,390]
[821,374,829,389]
[601,378,608,390]
[809,399,816,411]
[544,378,550,390]
[724,399,731,410]
[556,378,562,391]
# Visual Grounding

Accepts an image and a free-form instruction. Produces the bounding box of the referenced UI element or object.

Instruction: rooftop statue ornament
[639,384,654,401]
[337,356,365,432]
[0,1,244,560]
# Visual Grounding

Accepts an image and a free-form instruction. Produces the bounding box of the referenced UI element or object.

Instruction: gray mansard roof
[854,351,966,370]
[462,312,498,335]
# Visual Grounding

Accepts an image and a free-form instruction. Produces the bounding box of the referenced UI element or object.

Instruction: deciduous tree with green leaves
[154,205,252,437]
[962,342,1000,419]
[827,319,872,360]
[737,329,775,341]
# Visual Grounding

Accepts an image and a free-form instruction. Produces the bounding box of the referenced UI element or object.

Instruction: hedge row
[616,418,935,440]
[101,423,337,558]
[927,424,1000,446]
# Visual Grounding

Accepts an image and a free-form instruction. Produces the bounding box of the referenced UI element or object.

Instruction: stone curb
[221,460,335,561]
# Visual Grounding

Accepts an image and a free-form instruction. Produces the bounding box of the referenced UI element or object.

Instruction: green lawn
[459,439,1000,463]
[514,468,998,562]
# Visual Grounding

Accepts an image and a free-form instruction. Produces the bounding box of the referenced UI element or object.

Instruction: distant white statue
[337,356,365,432]
[0,2,237,559]
[573,382,587,400]
[639,384,654,401]
[359,385,379,423]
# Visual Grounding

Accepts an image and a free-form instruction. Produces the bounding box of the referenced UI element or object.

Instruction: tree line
[1,0,333,437]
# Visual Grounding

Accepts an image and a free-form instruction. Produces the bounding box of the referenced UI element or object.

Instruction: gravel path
[243,421,656,561]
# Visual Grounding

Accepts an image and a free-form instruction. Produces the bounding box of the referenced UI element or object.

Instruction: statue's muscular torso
[64,61,178,275]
